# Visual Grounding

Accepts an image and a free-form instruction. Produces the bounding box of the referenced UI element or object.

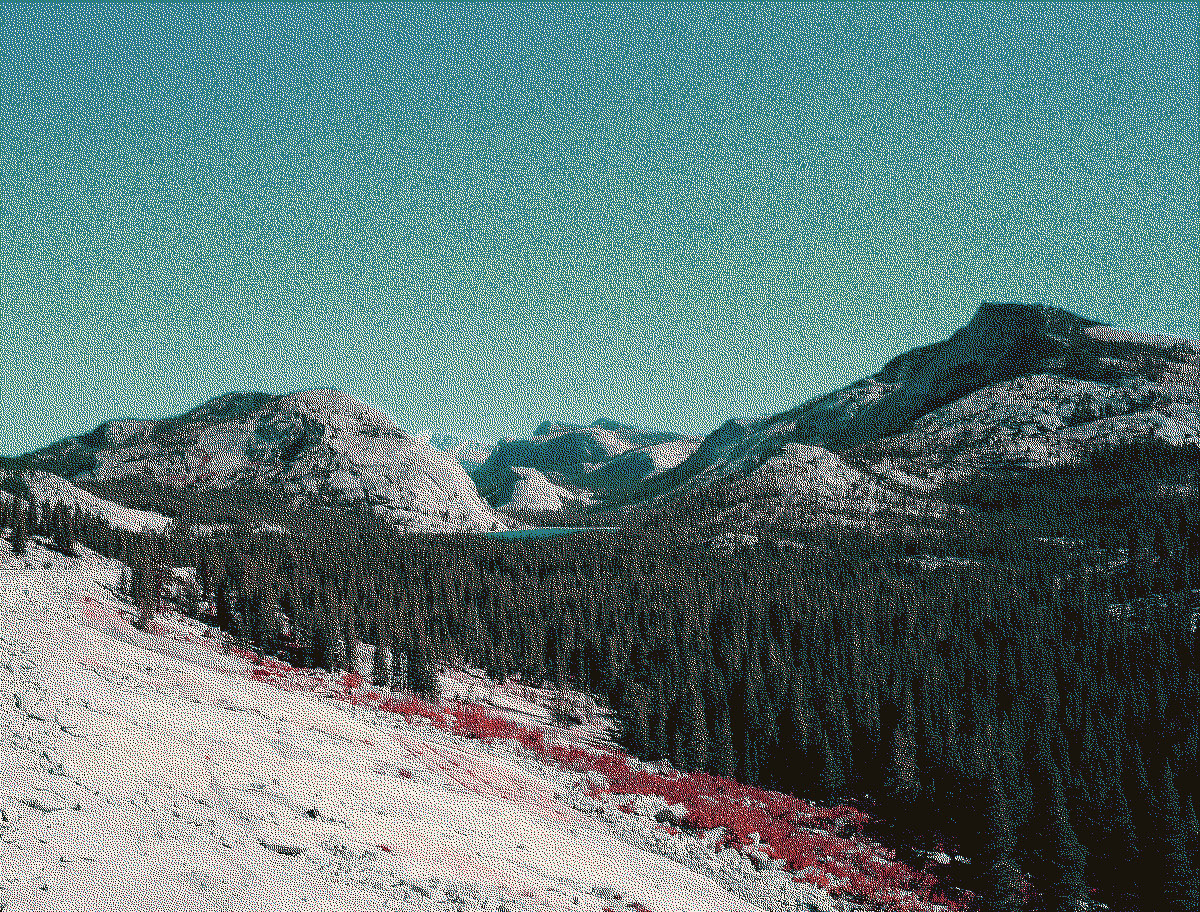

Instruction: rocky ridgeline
[24,389,506,534]
[639,302,1199,537]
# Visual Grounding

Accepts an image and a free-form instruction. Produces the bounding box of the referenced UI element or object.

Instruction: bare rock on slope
[473,419,701,503]
[24,389,506,534]
[641,303,1199,535]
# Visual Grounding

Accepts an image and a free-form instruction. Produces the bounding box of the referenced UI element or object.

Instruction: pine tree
[11,502,28,555]
[250,590,280,655]
[372,637,391,688]
[977,775,1024,912]
[1028,727,1088,912]
[51,504,75,556]
[882,685,920,812]
[674,682,709,773]
[407,628,440,701]
[1143,756,1200,912]
[620,683,651,757]
[215,577,234,631]
[390,629,407,692]
[197,553,212,601]
[311,615,337,673]
[341,609,358,674]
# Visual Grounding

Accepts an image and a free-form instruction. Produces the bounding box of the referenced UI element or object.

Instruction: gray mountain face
[642,303,1199,535]
[426,433,494,472]
[24,390,507,533]
[471,420,701,508]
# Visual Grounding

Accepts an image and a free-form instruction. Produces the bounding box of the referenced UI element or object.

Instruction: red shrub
[150,616,951,912]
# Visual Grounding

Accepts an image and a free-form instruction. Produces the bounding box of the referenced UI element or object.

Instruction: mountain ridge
[16,304,1199,538]
[22,389,506,534]
[633,302,1199,536]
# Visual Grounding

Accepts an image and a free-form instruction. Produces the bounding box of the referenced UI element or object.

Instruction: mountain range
[11,303,1198,537]
[633,301,1199,536]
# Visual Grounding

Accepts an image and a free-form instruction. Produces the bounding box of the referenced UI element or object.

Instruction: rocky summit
[23,389,506,534]
[638,302,1199,535]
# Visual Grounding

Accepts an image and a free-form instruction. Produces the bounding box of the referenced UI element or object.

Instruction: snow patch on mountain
[423,434,495,472]
[494,467,594,514]
[474,421,701,504]
[581,438,703,494]
[642,303,1199,535]
[879,373,1200,473]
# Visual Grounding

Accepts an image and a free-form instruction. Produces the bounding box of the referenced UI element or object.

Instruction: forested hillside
[2,438,1196,912]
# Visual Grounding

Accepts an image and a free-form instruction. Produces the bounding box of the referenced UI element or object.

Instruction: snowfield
[0,538,957,912]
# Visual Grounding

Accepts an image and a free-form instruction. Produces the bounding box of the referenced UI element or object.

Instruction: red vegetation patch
[188,638,960,911]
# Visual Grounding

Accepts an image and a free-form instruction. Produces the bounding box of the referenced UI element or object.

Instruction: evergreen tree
[674,682,709,773]
[51,504,75,556]
[390,629,407,692]
[882,685,920,813]
[311,615,337,673]
[372,637,391,688]
[620,684,651,757]
[11,502,28,555]
[197,553,212,601]
[977,775,1025,912]
[407,628,440,701]
[1028,727,1088,912]
[1143,756,1200,912]
[215,577,234,630]
[341,609,358,673]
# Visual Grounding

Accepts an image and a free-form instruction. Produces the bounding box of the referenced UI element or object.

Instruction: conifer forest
[3,438,1196,911]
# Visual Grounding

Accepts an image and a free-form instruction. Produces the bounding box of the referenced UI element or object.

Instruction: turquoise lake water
[484,527,621,540]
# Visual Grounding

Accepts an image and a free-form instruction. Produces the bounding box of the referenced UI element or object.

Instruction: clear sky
[2,2,1196,455]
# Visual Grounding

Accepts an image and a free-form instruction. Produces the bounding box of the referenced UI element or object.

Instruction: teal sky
[2,2,1197,455]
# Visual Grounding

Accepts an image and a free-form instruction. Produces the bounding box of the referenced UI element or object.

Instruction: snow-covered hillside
[0,537,960,912]
[23,390,506,534]
[424,434,495,473]
[473,422,700,508]
[492,467,594,515]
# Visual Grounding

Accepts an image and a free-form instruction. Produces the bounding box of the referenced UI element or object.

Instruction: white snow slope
[495,468,593,514]
[640,303,1199,537]
[1,538,912,912]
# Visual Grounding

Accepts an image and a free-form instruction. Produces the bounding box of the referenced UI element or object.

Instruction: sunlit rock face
[641,303,1199,534]
[24,389,507,534]
[472,419,701,505]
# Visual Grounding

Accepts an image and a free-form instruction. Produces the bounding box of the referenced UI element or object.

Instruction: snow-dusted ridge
[1,536,960,912]
[24,390,507,535]
[473,421,701,508]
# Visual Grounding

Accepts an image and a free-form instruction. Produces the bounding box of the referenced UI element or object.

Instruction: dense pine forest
[2,439,1197,912]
